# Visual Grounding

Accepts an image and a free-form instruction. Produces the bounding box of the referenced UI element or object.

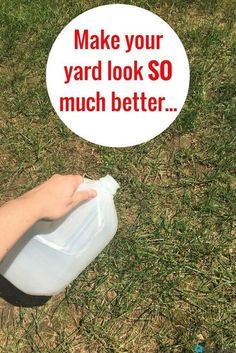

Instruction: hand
[19,174,97,220]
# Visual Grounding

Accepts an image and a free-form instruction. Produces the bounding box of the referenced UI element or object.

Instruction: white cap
[99,175,120,195]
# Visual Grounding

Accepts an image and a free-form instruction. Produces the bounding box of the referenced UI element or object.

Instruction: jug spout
[99,175,120,195]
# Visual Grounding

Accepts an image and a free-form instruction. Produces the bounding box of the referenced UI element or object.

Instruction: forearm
[0,197,40,261]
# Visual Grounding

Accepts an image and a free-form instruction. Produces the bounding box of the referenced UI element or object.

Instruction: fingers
[52,174,84,192]
[69,175,84,184]
[71,189,97,206]
[69,175,84,191]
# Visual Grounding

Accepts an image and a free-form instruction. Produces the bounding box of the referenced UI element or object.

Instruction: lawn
[0,0,236,352]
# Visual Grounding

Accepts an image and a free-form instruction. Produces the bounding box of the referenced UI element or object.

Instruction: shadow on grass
[0,275,51,307]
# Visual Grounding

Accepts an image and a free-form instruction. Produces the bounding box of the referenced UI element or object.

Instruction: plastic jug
[0,175,119,296]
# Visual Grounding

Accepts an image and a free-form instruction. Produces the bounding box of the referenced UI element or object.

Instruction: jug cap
[99,175,120,195]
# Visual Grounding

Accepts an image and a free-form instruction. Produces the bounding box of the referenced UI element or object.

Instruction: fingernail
[89,189,97,198]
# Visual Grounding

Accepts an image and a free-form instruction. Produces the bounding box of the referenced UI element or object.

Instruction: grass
[0,0,236,352]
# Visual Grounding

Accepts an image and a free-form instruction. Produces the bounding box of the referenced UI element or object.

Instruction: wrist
[17,195,43,222]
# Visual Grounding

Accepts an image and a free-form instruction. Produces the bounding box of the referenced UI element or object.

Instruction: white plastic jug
[0,175,119,296]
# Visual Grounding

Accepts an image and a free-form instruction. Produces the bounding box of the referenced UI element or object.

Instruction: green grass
[0,0,236,352]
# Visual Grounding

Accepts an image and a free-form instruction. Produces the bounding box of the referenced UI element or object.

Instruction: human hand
[20,174,97,220]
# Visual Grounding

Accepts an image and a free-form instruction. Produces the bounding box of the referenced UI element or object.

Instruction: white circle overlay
[46,4,190,147]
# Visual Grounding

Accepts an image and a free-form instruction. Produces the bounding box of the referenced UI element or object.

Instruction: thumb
[72,189,97,206]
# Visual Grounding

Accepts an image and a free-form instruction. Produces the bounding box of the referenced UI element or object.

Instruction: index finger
[67,174,84,191]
